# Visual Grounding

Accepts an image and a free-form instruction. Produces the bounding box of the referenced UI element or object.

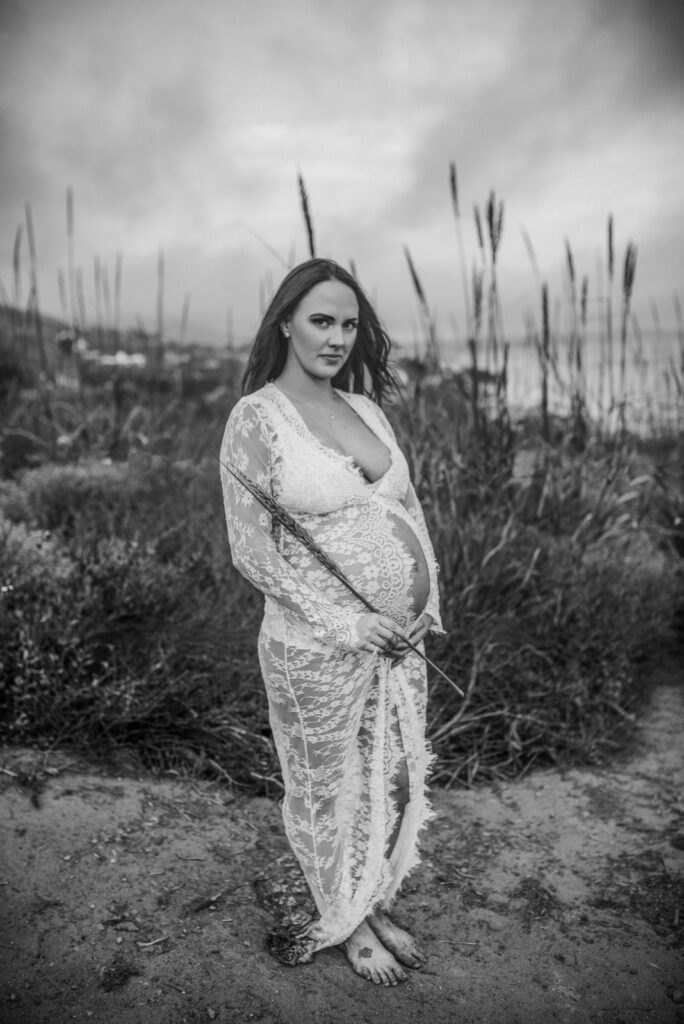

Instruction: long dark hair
[241,258,398,404]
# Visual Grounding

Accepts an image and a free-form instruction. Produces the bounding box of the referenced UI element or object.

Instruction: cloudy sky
[1,0,683,350]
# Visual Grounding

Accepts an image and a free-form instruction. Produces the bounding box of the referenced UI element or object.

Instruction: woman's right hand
[354,613,402,655]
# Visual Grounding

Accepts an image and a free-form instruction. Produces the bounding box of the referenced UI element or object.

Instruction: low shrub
[0,457,274,788]
[0,392,682,791]
[426,527,680,784]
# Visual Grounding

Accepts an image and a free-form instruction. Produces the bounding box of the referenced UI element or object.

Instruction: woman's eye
[309,317,356,331]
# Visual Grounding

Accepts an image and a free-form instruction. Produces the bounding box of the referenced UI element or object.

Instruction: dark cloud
[0,0,30,39]
[594,0,684,91]
[0,0,681,337]
[51,67,213,212]
[384,0,682,237]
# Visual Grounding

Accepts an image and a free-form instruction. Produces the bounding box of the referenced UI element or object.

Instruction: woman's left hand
[385,612,433,662]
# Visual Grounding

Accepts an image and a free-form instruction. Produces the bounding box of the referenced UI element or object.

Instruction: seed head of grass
[486,190,504,263]
[473,204,484,251]
[449,161,459,218]
[623,243,637,303]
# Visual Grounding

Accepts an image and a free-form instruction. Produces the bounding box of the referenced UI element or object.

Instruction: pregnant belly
[282,499,430,630]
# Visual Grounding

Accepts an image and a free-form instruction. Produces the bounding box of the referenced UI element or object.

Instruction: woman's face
[282,279,358,382]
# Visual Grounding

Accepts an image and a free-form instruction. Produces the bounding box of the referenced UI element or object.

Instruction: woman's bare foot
[367,909,427,969]
[343,919,408,986]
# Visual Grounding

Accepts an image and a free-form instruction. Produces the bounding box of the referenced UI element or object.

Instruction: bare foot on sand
[343,919,408,986]
[368,909,427,969]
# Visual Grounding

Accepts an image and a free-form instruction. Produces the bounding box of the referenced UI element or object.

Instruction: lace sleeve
[219,399,362,651]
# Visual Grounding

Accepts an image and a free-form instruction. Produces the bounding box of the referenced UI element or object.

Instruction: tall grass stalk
[473,204,485,259]
[9,223,23,367]
[472,203,486,363]
[297,173,316,259]
[606,214,615,410]
[565,239,578,389]
[103,264,113,350]
[66,186,76,331]
[449,161,472,337]
[619,242,638,429]
[520,226,542,292]
[404,246,440,369]
[156,248,165,364]
[485,190,504,369]
[57,269,69,323]
[540,283,550,443]
[675,294,684,375]
[594,250,607,426]
[113,252,122,344]
[93,255,103,350]
[12,224,22,306]
[226,307,234,349]
[579,274,588,396]
[24,202,48,379]
[76,268,87,332]
[179,291,191,346]
[563,241,588,444]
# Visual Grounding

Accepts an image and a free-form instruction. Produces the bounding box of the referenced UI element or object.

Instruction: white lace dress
[220,382,443,954]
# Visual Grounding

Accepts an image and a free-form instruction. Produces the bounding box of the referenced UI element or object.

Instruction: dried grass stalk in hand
[221,459,463,696]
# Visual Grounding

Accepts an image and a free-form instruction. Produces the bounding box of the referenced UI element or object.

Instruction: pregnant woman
[220,258,444,987]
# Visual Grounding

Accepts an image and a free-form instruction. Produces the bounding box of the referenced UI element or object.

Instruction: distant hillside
[0,304,246,352]
[0,305,69,339]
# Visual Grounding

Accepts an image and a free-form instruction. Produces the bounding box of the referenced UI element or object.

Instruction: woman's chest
[270,418,407,514]
[293,404,391,484]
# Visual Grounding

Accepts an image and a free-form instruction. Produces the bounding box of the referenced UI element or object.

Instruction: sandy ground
[1,670,683,1024]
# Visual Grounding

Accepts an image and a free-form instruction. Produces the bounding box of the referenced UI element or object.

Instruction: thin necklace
[274,383,343,421]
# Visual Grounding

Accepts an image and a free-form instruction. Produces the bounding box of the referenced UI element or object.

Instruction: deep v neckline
[267,383,393,487]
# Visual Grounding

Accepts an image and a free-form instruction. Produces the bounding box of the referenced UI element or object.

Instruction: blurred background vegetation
[1,175,682,793]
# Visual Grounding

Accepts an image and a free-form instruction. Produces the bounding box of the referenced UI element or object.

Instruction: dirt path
[1,671,683,1024]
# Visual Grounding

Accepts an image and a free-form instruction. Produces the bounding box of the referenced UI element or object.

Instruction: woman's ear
[281,322,290,339]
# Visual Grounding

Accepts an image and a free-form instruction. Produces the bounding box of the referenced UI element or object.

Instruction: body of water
[437,330,683,432]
